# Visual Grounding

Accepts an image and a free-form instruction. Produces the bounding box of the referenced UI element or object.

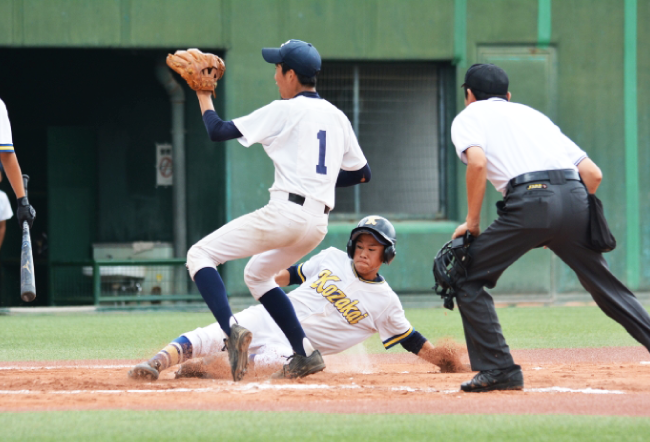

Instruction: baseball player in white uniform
[0,168,14,252]
[129,217,466,381]
[0,99,36,232]
[180,40,371,382]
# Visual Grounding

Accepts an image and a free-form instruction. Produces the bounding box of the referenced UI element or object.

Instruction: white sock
[303,338,315,357]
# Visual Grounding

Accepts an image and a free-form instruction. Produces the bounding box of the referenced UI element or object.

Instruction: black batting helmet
[346,215,397,264]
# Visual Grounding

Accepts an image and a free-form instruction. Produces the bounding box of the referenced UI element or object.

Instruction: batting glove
[17,197,36,229]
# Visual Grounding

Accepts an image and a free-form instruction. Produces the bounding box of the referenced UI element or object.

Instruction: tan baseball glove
[166,49,225,97]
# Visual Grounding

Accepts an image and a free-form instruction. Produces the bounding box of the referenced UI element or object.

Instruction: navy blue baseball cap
[262,39,322,77]
[461,63,509,95]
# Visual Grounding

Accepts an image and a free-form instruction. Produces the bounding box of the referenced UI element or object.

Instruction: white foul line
[0,365,133,370]
[0,383,627,396]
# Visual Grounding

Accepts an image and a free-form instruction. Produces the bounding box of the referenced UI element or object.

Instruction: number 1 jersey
[233,95,367,210]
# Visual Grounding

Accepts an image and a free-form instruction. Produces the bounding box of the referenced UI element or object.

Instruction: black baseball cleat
[460,364,524,392]
[226,324,253,382]
[128,361,160,381]
[271,350,326,379]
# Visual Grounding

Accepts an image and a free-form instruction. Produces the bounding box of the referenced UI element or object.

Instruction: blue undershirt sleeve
[202,110,243,142]
[399,330,427,354]
[286,265,304,286]
[335,163,371,187]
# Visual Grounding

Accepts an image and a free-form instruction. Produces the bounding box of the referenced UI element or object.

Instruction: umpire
[449,63,650,392]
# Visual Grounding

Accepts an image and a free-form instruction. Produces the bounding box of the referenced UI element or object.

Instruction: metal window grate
[319,63,440,218]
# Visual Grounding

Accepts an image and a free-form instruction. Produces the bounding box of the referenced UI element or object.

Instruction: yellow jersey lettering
[321,285,338,297]
[309,269,369,325]
[339,300,360,316]
[326,292,346,302]
[349,313,369,324]
[310,270,341,292]
[346,311,362,321]
[334,298,351,309]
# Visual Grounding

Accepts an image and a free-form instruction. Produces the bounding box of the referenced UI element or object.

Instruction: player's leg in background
[128,335,194,381]
[176,305,293,379]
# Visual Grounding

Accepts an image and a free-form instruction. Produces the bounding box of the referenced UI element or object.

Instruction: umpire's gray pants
[456,179,650,371]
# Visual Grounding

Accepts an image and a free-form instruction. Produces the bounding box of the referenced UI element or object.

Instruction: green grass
[0,306,646,361]
[403,306,645,349]
[0,311,216,361]
[2,306,649,441]
[2,411,650,442]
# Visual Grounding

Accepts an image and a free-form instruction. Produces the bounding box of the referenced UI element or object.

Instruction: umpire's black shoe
[271,350,326,379]
[225,324,253,382]
[460,364,524,393]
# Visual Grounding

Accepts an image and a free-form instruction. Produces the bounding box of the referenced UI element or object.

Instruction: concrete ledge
[0,306,98,315]
[326,220,457,235]
[2,292,649,314]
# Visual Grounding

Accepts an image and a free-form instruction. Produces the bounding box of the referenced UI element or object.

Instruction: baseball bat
[20,174,36,303]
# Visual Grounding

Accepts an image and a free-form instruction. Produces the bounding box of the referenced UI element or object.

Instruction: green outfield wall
[0,0,646,304]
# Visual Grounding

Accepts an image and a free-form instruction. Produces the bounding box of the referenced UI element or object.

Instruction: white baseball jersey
[0,99,15,153]
[184,248,414,364]
[451,98,587,194]
[289,247,413,354]
[233,95,367,210]
[0,191,13,222]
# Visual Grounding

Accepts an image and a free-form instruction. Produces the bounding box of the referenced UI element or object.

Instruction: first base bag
[587,193,616,253]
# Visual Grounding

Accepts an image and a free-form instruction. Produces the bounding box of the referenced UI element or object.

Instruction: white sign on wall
[156,143,173,187]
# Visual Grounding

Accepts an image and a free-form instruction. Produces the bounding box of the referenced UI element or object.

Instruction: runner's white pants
[183,304,295,366]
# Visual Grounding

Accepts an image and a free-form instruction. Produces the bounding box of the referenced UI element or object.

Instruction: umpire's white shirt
[451,98,587,194]
[233,96,367,210]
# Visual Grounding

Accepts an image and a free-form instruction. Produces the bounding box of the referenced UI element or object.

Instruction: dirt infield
[1,347,649,416]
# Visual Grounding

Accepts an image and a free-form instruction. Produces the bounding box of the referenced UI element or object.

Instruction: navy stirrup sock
[194,267,234,336]
[259,287,307,357]
[172,336,193,359]
[150,336,194,371]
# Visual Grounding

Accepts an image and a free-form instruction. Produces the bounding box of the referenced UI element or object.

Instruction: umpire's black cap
[262,39,321,77]
[461,63,509,95]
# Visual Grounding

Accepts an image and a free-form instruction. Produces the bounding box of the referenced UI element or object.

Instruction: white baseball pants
[182,304,294,366]
[186,190,328,299]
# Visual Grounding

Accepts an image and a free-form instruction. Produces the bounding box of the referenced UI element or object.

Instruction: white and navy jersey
[233,95,367,209]
[0,99,15,153]
[451,98,587,194]
[288,247,413,355]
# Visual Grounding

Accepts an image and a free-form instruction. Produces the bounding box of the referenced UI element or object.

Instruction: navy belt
[509,169,580,187]
[288,193,331,214]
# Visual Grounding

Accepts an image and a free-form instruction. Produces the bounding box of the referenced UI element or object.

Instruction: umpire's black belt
[288,193,331,214]
[509,169,580,187]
